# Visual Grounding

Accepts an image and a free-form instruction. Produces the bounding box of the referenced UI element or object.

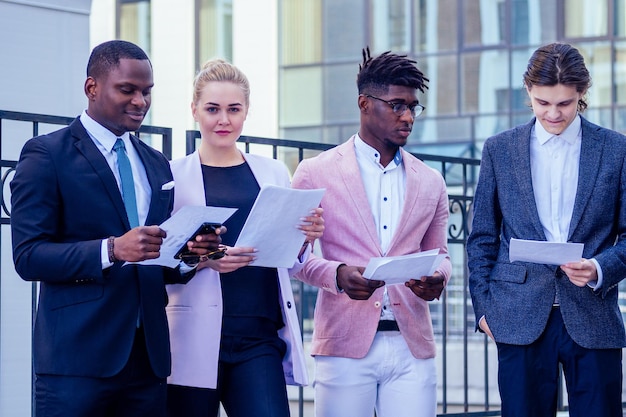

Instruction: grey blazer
[467,116,626,349]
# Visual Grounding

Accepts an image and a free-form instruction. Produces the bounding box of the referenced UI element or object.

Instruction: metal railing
[1,110,501,416]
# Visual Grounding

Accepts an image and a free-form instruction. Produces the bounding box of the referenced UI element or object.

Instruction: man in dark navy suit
[10,40,219,417]
[468,43,626,417]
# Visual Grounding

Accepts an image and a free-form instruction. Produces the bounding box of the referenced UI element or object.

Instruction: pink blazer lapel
[335,138,383,254]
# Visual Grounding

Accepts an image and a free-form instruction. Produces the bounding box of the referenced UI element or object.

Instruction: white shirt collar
[354,133,403,168]
[534,114,581,146]
[80,110,130,152]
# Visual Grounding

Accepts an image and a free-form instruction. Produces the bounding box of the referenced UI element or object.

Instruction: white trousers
[313,331,437,417]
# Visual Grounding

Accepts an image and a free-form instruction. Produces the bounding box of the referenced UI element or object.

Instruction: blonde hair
[192,59,250,106]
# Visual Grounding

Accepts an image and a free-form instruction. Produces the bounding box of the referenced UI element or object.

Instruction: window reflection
[617,42,626,105]
[280,67,322,127]
[120,0,151,52]
[617,0,626,36]
[281,0,321,65]
[414,0,457,52]
[565,0,608,38]
[575,42,612,107]
[463,0,505,46]
[198,0,233,64]
[372,0,410,52]
[462,50,510,114]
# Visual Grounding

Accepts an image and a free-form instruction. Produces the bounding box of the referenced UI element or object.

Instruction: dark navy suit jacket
[11,118,181,378]
[467,116,626,349]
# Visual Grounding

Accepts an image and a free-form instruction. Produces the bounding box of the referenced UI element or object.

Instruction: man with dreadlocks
[291,48,451,417]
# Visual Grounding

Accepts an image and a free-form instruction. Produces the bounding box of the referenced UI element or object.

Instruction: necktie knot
[113,138,126,152]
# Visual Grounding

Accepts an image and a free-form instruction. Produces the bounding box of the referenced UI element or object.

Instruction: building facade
[2,0,626,413]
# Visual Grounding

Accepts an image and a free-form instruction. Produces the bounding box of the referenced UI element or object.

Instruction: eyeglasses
[364,94,425,117]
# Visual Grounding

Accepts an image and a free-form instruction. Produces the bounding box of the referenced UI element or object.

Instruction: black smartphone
[174,222,222,260]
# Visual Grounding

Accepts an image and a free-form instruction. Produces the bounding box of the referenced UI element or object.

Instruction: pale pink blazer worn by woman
[166,150,309,389]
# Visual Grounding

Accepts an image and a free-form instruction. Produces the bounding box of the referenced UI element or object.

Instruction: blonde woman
[165,59,323,417]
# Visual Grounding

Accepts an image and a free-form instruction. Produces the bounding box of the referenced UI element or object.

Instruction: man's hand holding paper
[362,249,446,284]
[405,272,445,301]
[337,264,384,300]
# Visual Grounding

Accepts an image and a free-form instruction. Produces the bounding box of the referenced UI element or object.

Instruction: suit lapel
[131,135,168,227]
[71,120,130,229]
[337,139,383,254]
[388,148,419,251]
[568,119,603,239]
[512,120,547,240]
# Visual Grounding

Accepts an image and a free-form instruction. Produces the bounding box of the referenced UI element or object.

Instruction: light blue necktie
[113,138,140,228]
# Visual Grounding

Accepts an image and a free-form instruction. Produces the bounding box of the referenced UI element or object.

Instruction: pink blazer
[291,136,451,359]
[166,151,309,389]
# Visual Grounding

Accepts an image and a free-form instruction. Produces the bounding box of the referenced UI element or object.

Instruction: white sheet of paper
[131,205,237,268]
[234,185,325,268]
[509,238,584,265]
[362,249,445,285]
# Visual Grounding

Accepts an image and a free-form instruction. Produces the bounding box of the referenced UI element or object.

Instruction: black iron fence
[0,109,507,416]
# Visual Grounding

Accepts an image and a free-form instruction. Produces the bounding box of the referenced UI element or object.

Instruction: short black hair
[357,47,429,95]
[86,40,151,79]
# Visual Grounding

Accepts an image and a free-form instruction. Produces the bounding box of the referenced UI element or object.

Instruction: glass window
[473,114,516,143]
[325,0,366,60]
[511,0,557,46]
[617,0,626,36]
[617,41,626,105]
[197,0,233,64]
[463,0,505,47]
[564,0,608,38]
[119,0,151,124]
[615,107,626,134]
[414,0,457,53]
[281,0,321,65]
[119,0,151,53]
[418,54,459,116]
[410,116,472,144]
[323,64,360,123]
[574,42,612,108]
[372,0,411,52]
[462,50,510,114]
[280,67,322,128]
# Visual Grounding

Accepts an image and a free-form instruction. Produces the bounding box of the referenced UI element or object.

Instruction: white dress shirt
[354,134,406,321]
[530,115,602,288]
[80,111,151,268]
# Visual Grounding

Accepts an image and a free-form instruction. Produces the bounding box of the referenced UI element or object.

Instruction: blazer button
[287,301,292,309]
[374,301,381,308]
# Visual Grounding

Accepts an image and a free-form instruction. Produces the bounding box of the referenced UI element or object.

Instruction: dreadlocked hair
[357,46,429,95]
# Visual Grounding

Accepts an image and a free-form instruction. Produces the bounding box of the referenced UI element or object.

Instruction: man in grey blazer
[467,42,626,417]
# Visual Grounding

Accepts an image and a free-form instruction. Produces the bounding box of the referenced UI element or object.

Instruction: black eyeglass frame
[363,94,425,117]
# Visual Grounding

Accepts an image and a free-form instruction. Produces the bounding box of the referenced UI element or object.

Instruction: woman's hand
[298,208,324,256]
[197,245,256,273]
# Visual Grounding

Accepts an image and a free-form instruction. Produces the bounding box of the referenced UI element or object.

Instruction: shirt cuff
[101,239,113,269]
[587,258,603,289]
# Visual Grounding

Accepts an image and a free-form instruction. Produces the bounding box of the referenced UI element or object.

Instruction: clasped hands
[337,264,445,301]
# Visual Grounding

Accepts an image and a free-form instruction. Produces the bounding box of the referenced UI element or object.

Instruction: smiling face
[526,83,582,136]
[192,81,248,149]
[358,84,419,164]
[85,58,153,136]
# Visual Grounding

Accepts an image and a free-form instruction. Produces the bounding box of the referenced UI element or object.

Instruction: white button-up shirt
[354,134,406,320]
